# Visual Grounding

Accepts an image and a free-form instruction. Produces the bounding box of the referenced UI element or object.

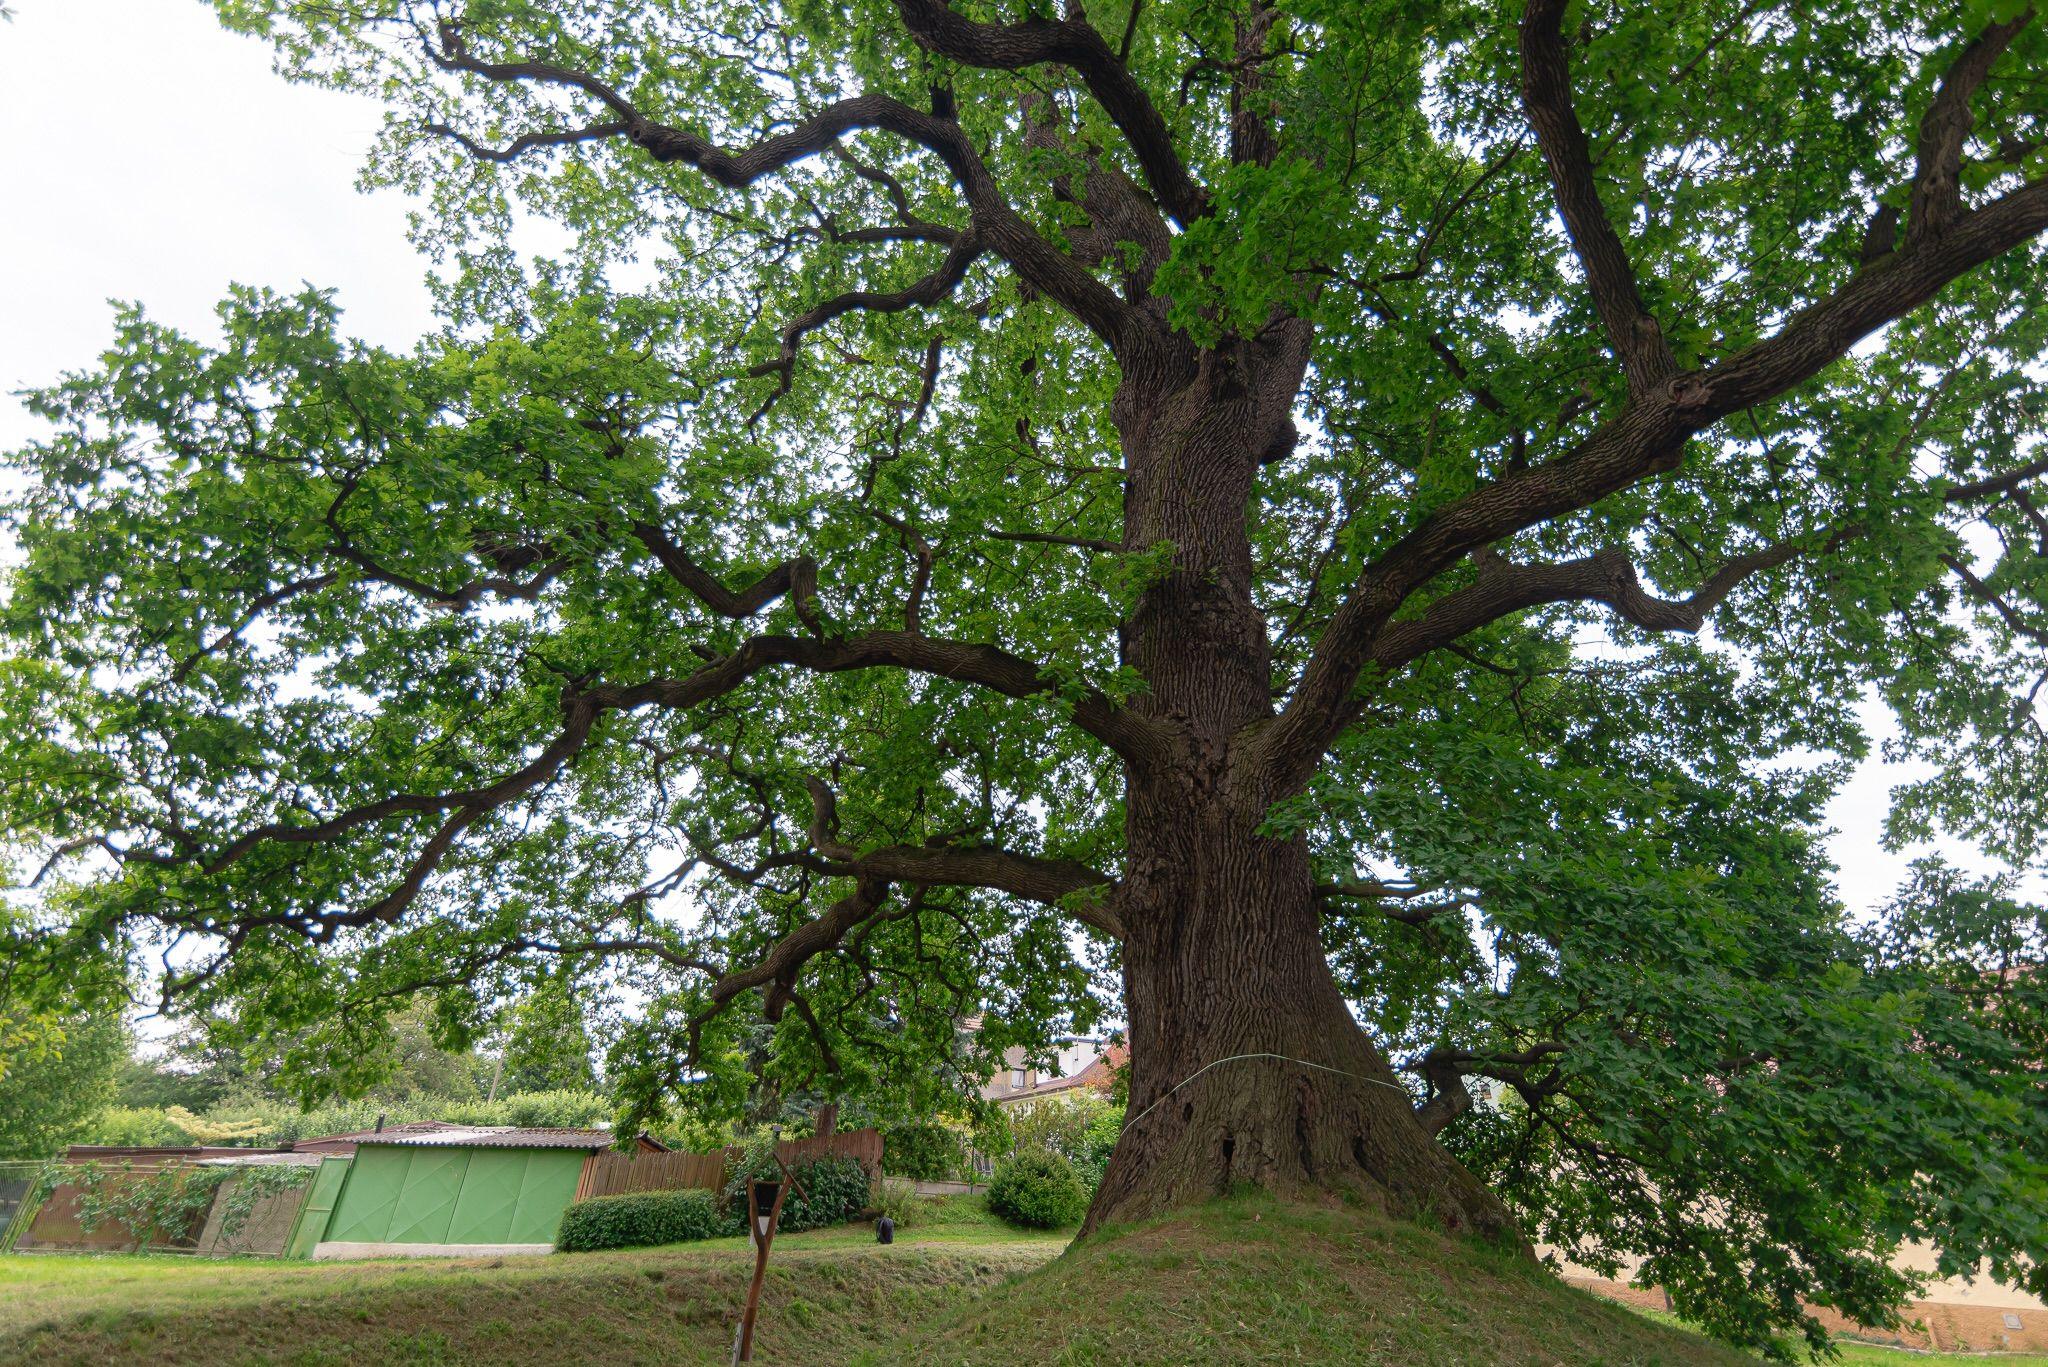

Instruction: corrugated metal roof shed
[357,1126,620,1150]
[290,1120,469,1155]
[195,1151,326,1167]
[63,1144,295,1164]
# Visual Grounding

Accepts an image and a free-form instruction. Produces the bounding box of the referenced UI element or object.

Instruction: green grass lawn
[0,1195,1066,1366]
[1831,1349,2048,1367]
[0,1194,2037,1366]
[1628,1308,2048,1367]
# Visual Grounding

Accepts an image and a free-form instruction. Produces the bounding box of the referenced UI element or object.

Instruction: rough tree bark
[1094,809,1514,1237]
[1085,341,1518,1236]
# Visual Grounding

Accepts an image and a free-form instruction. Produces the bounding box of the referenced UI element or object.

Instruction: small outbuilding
[309,1126,660,1258]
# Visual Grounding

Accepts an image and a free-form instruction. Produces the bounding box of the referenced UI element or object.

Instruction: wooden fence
[578,1127,884,1201]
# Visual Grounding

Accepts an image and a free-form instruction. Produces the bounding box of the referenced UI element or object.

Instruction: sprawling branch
[421,118,627,162]
[1019,92,1174,304]
[595,631,1170,764]
[169,571,341,682]
[1318,879,1475,926]
[806,775,1118,932]
[1947,450,2048,503]
[120,619,1160,927]
[847,844,1121,936]
[1944,553,2048,647]
[1907,10,2035,246]
[989,528,1122,553]
[747,229,985,414]
[427,32,1136,346]
[1372,535,1825,672]
[632,523,821,629]
[1519,0,1677,395]
[326,541,572,610]
[200,695,606,876]
[890,0,1207,226]
[1414,1043,1567,1137]
[1264,173,2048,793]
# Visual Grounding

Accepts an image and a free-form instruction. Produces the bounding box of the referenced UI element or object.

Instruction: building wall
[975,1037,1111,1101]
[1053,1039,1108,1078]
[976,1045,1040,1100]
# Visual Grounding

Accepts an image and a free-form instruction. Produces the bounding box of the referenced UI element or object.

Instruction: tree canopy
[0,1005,124,1160]
[496,977,600,1095]
[2,0,2046,1354]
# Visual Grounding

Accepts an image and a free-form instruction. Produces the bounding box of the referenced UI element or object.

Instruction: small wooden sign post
[731,1133,804,1365]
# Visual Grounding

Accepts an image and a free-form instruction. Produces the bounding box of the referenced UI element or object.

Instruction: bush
[555,1188,729,1252]
[873,1177,927,1228]
[721,1151,872,1234]
[74,1105,188,1148]
[986,1150,1087,1229]
[446,1089,614,1129]
[880,1120,966,1181]
[1009,1094,1120,1165]
[1077,1105,1123,1192]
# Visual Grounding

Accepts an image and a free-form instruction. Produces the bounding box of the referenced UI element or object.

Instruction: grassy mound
[867,1194,1751,1366]
[0,1224,1059,1366]
[0,1194,1750,1364]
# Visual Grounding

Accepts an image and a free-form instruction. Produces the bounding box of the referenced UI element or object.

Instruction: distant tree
[361,1000,490,1103]
[113,1020,258,1112]
[0,1009,123,1159]
[115,999,488,1110]
[497,979,598,1096]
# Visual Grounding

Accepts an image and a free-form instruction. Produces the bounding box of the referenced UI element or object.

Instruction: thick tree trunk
[1085,811,1515,1240]
[1084,348,1518,1243]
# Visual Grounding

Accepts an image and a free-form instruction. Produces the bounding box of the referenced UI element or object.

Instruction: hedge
[987,1150,1088,1229]
[721,1152,871,1234]
[555,1188,731,1252]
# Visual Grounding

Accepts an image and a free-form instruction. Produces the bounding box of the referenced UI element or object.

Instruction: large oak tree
[4,0,2047,1352]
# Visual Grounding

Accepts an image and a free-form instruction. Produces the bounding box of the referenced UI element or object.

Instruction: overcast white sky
[0,0,2002,922]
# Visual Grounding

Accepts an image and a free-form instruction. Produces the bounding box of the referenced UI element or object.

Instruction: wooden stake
[732,1171,794,1363]
[733,1180,780,1364]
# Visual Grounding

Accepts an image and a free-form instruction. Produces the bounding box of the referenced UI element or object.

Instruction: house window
[1011,1068,1027,1089]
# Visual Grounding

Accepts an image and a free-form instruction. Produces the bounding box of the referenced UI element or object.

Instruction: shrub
[445,1089,613,1129]
[555,1188,728,1252]
[986,1150,1087,1229]
[1009,1094,1119,1166]
[721,1151,872,1234]
[75,1105,188,1148]
[1077,1105,1123,1192]
[164,1105,271,1143]
[880,1120,966,1181]
[873,1177,927,1228]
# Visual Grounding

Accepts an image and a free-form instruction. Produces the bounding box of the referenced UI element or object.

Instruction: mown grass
[867,1191,1748,1366]
[0,1192,2037,1365]
[0,1196,1061,1366]
[1831,1347,2048,1367]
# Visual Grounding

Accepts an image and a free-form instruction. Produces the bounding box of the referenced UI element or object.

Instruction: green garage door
[323,1145,586,1249]
[446,1149,586,1246]
[324,1146,411,1244]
